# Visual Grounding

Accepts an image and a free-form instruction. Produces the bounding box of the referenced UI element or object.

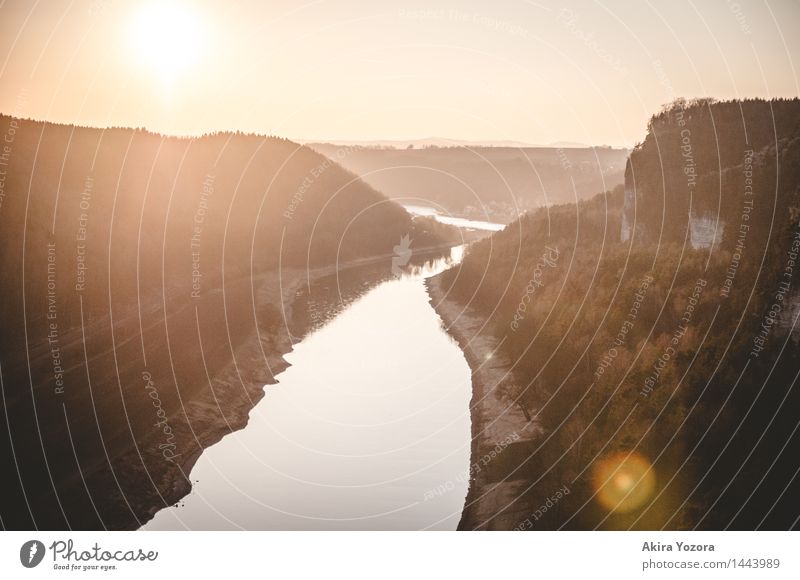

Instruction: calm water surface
[403,204,505,232]
[144,247,472,530]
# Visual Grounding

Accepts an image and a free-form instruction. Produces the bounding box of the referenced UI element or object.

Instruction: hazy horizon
[0,108,636,147]
[1,0,798,145]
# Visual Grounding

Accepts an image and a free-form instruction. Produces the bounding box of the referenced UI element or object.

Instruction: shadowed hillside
[0,115,454,530]
[431,98,800,530]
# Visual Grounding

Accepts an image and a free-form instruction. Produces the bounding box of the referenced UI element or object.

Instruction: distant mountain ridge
[310,142,630,223]
[302,137,627,149]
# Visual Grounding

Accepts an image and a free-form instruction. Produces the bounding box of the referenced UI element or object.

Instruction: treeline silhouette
[628,97,800,244]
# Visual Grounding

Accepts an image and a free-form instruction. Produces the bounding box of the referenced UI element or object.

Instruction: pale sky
[1,0,798,146]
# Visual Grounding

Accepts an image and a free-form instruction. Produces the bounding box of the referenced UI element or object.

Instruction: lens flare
[592,452,656,513]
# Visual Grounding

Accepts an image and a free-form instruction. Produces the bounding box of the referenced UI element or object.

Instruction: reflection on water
[144,246,471,530]
[292,247,461,339]
[409,245,464,277]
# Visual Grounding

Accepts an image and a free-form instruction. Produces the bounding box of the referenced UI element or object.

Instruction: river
[144,246,474,530]
[403,204,506,232]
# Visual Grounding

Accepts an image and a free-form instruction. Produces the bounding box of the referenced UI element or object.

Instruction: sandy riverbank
[426,274,541,530]
[107,267,309,528]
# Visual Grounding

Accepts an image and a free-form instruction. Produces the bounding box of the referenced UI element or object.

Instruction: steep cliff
[622,98,800,248]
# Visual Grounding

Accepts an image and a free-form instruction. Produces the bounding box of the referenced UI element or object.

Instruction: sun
[130,2,204,84]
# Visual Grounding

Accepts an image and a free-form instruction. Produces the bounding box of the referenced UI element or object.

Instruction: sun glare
[130,3,203,84]
[592,452,656,514]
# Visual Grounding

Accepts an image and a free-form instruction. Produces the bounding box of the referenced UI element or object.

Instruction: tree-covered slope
[436,98,800,530]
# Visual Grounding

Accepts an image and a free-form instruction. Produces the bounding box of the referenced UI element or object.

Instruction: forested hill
[0,115,449,337]
[0,115,450,529]
[623,98,800,246]
[436,98,800,530]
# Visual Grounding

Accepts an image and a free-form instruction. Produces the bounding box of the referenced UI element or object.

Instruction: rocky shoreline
[113,268,309,529]
[426,274,541,530]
